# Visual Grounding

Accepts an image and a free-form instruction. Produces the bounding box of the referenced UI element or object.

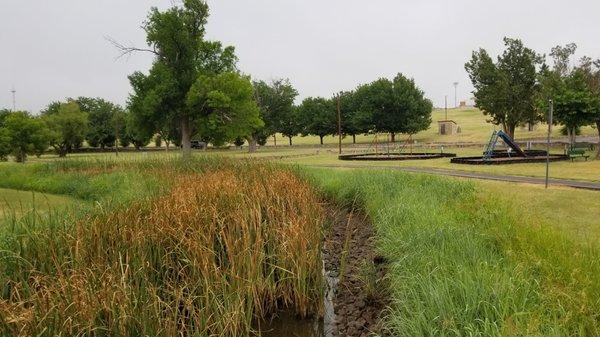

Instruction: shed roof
[437,120,457,124]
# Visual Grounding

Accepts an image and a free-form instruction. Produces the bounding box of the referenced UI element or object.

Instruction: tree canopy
[1,111,49,162]
[352,74,432,141]
[297,97,336,145]
[43,102,89,157]
[466,37,543,139]
[187,72,262,146]
[125,0,241,159]
[538,44,600,145]
[253,79,299,146]
[75,97,123,148]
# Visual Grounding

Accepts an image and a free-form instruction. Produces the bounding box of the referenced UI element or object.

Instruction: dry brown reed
[0,161,324,336]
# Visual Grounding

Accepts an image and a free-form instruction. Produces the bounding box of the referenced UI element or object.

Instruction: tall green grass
[308,169,600,336]
[0,158,325,336]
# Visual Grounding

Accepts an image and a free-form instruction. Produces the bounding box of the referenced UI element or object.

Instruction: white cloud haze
[1,0,599,113]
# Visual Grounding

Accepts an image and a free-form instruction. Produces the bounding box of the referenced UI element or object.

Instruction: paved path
[309,164,600,191]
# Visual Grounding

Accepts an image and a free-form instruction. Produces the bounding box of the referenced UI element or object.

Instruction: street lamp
[453,82,459,108]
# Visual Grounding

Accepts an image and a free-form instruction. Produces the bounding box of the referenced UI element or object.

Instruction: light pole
[444,95,448,120]
[10,86,16,111]
[545,99,553,189]
[453,82,458,108]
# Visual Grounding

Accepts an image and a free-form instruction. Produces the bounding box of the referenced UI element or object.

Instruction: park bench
[567,147,590,161]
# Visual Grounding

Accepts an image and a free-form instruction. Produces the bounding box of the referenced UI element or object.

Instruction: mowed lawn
[476,180,600,242]
[0,187,76,217]
[279,148,600,182]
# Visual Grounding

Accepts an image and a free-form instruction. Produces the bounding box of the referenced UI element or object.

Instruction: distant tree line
[0,97,153,162]
[466,38,600,155]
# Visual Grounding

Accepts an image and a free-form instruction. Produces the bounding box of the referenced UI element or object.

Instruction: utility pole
[337,94,342,155]
[10,86,16,111]
[444,95,448,120]
[453,82,458,108]
[545,100,553,189]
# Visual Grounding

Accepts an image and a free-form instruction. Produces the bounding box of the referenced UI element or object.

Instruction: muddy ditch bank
[258,206,390,337]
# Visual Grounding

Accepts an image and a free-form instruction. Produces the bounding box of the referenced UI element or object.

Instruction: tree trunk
[273,134,277,147]
[288,136,293,146]
[352,134,356,144]
[248,137,258,153]
[390,132,396,143]
[506,124,516,140]
[181,116,192,160]
[16,148,26,163]
[58,145,67,158]
[319,135,324,145]
[165,140,170,152]
[570,127,577,146]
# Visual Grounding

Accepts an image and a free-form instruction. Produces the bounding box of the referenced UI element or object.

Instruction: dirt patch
[323,206,390,337]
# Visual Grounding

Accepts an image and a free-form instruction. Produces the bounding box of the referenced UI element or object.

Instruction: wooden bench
[568,148,590,161]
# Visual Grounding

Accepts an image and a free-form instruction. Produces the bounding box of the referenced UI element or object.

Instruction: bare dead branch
[105,35,159,60]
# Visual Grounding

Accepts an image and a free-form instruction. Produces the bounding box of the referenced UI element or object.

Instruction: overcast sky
[1,0,599,113]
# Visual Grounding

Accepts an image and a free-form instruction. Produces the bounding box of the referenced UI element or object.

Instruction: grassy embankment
[0,188,76,217]
[266,107,599,146]
[0,157,324,336]
[308,168,600,336]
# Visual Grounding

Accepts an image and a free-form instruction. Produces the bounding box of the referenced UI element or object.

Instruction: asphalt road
[310,164,600,191]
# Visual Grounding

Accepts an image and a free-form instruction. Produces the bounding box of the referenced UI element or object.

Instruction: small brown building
[438,120,459,135]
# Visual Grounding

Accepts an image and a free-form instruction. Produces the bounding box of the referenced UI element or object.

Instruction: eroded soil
[323,206,390,337]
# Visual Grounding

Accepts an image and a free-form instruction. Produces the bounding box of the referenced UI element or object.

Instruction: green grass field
[263,107,599,146]
[476,180,600,242]
[1,150,599,335]
[279,149,600,182]
[308,168,600,336]
[0,188,76,217]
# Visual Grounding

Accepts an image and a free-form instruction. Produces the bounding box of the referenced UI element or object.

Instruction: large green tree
[578,56,600,158]
[75,97,123,148]
[356,74,432,142]
[552,70,597,145]
[43,102,89,157]
[123,0,238,159]
[187,72,262,150]
[337,90,368,144]
[0,110,12,160]
[0,128,10,161]
[539,44,599,146]
[280,106,301,146]
[2,111,49,162]
[297,97,336,145]
[466,38,543,139]
[122,110,154,150]
[253,78,298,147]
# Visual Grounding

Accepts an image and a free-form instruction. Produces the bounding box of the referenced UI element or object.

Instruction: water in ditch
[256,264,337,337]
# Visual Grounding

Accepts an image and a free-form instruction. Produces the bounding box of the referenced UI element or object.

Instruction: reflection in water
[256,265,338,337]
[256,311,324,337]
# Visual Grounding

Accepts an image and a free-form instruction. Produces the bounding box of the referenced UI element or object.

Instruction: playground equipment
[338,134,456,161]
[451,130,569,165]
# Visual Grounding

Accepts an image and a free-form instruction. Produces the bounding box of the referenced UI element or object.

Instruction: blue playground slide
[496,130,526,157]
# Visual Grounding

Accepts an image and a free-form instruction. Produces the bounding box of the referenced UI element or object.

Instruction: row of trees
[1,1,435,162]
[0,98,156,162]
[295,74,432,145]
[249,73,433,148]
[121,0,432,157]
[466,38,600,153]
